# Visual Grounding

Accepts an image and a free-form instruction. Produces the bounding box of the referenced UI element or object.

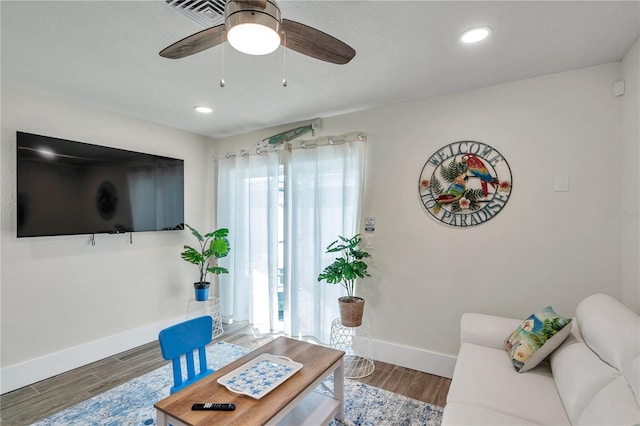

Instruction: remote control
[191,403,236,411]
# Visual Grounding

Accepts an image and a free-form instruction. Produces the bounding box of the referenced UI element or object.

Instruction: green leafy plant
[181,224,230,286]
[317,234,371,299]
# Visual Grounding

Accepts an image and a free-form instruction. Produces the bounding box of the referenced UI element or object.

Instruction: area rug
[33,341,443,426]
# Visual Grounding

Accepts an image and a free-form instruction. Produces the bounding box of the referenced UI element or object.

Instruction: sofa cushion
[551,293,640,424]
[551,334,624,424]
[579,294,640,408]
[577,375,640,425]
[623,356,640,407]
[447,342,571,425]
[576,294,640,380]
[505,306,572,372]
[441,401,537,425]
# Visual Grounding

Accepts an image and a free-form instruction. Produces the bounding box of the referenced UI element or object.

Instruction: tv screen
[17,132,184,238]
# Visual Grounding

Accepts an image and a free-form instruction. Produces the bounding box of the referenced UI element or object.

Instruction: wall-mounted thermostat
[364,217,375,233]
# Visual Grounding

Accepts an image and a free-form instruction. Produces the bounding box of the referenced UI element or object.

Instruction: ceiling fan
[160,0,356,65]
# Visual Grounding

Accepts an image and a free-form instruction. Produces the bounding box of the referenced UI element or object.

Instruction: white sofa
[442,293,640,425]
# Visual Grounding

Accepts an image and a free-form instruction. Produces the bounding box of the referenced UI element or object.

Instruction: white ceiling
[2,1,639,139]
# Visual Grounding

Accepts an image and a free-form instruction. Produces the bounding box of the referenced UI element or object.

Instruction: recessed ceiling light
[194,106,213,113]
[459,27,491,44]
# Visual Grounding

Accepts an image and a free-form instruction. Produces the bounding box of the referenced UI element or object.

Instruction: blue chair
[158,316,214,394]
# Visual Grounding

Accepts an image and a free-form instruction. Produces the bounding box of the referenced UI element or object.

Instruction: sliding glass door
[217,138,365,342]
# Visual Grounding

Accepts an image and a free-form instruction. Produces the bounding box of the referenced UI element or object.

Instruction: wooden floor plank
[0,388,94,426]
[30,372,103,397]
[380,365,415,395]
[0,385,39,411]
[406,372,451,407]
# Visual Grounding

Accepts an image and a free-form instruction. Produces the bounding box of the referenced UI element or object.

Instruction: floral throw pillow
[505,306,573,373]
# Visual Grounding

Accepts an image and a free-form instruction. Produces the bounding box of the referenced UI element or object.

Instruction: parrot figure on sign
[437,174,467,204]
[462,154,499,196]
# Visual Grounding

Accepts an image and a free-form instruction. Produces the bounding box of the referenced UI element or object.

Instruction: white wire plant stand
[329,318,375,379]
[187,297,224,339]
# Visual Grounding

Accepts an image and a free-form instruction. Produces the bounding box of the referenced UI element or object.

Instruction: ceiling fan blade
[160,24,226,59]
[281,19,355,65]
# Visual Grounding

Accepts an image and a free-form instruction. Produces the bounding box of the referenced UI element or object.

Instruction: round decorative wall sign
[419,141,512,227]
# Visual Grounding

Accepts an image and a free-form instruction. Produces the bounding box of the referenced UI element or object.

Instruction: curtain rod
[219,131,367,159]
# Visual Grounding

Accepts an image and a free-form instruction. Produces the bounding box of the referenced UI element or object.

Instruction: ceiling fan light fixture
[227,22,280,55]
[160,0,356,64]
[225,0,282,56]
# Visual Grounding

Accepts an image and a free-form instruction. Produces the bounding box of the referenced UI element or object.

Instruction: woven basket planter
[338,296,365,327]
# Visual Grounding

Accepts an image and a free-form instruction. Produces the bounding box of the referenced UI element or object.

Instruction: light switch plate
[364,216,375,233]
[364,235,374,249]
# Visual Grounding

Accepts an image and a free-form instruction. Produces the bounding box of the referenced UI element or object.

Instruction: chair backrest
[158,315,214,394]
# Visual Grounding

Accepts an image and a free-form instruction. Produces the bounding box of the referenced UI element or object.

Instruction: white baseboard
[1,324,457,395]
[1,315,183,394]
[371,338,457,379]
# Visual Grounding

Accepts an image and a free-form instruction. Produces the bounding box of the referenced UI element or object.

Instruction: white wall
[0,84,215,392]
[215,61,630,375]
[1,54,635,389]
[621,39,640,312]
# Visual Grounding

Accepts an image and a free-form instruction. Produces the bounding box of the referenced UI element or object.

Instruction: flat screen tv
[17,131,184,238]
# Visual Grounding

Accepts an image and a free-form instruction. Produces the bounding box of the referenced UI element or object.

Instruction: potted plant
[181,224,230,301]
[317,234,371,327]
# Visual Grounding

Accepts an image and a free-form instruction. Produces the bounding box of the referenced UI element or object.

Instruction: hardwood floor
[0,323,450,425]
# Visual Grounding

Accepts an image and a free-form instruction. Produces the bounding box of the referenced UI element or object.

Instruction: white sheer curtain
[286,141,365,342]
[217,138,365,343]
[217,151,281,331]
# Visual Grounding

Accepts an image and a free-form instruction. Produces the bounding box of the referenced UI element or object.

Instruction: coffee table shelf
[266,362,343,425]
[276,391,341,425]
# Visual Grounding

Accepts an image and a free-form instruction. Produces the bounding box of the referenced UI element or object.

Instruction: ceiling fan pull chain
[282,32,288,87]
[220,34,226,88]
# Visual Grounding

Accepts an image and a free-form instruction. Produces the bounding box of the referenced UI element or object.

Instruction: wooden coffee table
[154,336,345,425]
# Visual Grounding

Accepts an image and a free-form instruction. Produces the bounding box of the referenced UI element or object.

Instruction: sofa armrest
[461,313,522,350]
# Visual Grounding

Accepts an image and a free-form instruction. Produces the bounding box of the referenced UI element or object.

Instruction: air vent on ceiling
[165,0,226,28]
